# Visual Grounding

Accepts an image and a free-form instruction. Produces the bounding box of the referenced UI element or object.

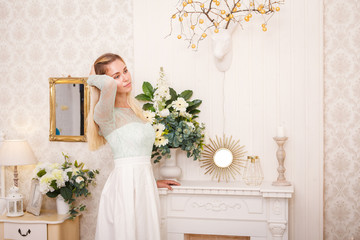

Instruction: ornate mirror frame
[200,135,247,182]
[49,77,89,142]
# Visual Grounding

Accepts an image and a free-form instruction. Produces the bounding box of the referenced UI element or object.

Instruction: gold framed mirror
[49,77,89,142]
[200,135,247,182]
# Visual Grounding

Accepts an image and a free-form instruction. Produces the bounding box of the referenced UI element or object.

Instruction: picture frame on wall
[26,179,42,216]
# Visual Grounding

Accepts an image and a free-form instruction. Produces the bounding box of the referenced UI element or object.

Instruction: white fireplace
[159,181,294,240]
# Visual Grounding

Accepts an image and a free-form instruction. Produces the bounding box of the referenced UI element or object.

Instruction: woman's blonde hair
[87,53,146,151]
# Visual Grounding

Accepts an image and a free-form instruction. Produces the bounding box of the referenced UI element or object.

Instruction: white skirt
[95,156,161,240]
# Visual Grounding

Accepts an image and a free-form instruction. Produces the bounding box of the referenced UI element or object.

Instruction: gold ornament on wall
[200,134,247,182]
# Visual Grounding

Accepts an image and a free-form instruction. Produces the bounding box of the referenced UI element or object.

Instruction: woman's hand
[156,180,181,190]
[90,65,95,75]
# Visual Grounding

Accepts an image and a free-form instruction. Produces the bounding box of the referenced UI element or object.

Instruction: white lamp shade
[0,140,37,166]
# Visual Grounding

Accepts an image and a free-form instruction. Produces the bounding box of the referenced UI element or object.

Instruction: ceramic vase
[56,195,69,215]
[159,148,182,181]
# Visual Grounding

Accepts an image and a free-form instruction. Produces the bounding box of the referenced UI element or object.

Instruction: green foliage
[180,90,193,100]
[60,187,73,201]
[187,99,202,111]
[169,88,177,101]
[34,153,100,220]
[135,67,206,163]
[37,169,46,178]
[142,82,154,98]
[135,94,152,101]
[46,191,58,198]
[143,103,155,112]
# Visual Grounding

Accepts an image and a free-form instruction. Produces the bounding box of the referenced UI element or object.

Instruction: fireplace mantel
[159,181,294,240]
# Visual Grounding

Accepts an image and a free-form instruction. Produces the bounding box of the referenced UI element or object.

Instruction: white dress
[88,75,161,240]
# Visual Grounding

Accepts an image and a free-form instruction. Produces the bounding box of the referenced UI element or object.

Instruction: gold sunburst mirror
[200,135,247,182]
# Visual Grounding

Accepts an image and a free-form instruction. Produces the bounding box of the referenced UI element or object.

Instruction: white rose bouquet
[136,67,205,163]
[33,153,99,219]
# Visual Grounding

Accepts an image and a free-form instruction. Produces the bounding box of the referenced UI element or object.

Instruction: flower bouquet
[33,153,99,219]
[135,67,205,163]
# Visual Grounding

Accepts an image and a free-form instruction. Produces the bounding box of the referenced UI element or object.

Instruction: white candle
[277,126,285,137]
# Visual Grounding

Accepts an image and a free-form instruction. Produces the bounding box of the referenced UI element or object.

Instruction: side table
[0,210,79,240]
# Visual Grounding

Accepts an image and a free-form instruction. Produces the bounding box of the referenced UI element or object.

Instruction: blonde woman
[87,53,179,240]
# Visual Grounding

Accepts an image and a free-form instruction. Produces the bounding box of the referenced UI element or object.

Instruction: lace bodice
[87,75,155,158]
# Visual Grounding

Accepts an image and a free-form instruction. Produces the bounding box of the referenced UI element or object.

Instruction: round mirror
[200,135,247,182]
[214,148,233,168]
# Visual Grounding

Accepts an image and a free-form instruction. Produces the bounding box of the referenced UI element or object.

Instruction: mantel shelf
[158,180,294,198]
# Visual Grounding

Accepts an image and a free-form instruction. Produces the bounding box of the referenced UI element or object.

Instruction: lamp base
[7,212,24,217]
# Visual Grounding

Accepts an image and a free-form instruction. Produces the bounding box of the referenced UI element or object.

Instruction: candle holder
[272,137,291,186]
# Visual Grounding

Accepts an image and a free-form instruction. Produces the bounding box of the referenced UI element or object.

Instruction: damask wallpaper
[0,0,134,239]
[324,0,360,239]
[0,0,359,239]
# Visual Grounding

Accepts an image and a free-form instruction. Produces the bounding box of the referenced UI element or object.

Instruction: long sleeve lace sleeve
[87,75,116,137]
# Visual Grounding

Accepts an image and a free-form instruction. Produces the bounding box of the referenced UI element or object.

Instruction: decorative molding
[261,192,292,198]
[272,199,281,215]
[192,201,241,212]
[159,181,294,199]
[268,222,287,237]
[159,187,263,196]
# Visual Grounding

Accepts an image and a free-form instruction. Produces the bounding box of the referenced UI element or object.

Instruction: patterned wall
[0,0,133,239]
[1,0,359,239]
[324,0,360,239]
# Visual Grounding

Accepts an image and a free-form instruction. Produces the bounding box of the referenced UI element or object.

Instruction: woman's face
[106,59,132,94]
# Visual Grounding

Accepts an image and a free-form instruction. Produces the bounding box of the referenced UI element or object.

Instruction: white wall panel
[134,0,323,239]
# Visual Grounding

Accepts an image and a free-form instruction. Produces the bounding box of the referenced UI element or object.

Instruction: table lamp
[0,140,37,216]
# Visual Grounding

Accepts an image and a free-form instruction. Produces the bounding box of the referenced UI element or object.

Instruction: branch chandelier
[168,0,285,50]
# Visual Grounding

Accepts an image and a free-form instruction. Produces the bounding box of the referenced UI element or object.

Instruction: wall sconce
[0,140,37,217]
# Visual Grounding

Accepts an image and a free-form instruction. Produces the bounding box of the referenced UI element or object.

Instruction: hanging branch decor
[168,0,285,50]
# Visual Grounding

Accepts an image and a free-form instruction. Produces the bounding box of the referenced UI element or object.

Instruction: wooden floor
[184,234,250,240]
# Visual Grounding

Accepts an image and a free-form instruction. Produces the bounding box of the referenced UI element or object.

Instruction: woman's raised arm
[87,74,117,137]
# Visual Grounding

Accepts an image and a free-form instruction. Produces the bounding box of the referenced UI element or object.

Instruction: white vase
[56,195,69,215]
[159,148,182,181]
